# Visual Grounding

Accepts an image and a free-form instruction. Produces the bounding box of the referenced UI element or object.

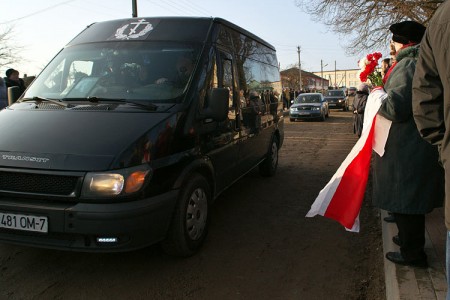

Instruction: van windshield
[24,41,200,103]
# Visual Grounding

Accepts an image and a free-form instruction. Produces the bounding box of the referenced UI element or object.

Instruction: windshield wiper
[21,96,71,107]
[85,97,158,111]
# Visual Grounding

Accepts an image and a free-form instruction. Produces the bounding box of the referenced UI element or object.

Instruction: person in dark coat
[0,77,7,109]
[373,21,445,268]
[412,0,450,293]
[352,83,369,137]
[4,68,26,95]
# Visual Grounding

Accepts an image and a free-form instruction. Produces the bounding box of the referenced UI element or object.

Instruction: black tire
[161,174,210,257]
[320,111,326,122]
[290,118,295,122]
[259,135,279,177]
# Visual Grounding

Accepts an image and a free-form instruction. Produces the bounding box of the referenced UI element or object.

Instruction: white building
[312,69,361,89]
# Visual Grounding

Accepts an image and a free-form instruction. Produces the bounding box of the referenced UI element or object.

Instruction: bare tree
[280,67,307,90]
[0,26,21,68]
[295,0,444,54]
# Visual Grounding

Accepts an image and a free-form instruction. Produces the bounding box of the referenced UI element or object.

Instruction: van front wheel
[259,136,279,177]
[161,174,210,257]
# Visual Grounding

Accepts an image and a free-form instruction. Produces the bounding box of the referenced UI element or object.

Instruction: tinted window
[218,26,282,132]
[24,41,201,103]
[202,50,237,131]
[215,25,280,97]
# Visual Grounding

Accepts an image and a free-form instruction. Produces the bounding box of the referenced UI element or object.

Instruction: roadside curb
[381,209,448,300]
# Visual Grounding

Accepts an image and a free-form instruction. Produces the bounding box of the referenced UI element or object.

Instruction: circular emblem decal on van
[114,19,153,40]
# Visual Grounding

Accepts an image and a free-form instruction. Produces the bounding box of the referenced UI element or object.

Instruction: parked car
[324,89,348,111]
[289,93,329,121]
[0,17,284,256]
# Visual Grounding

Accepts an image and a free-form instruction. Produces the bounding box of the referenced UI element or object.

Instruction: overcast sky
[0,0,380,77]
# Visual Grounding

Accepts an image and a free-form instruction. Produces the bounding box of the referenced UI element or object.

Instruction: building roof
[280,67,325,80]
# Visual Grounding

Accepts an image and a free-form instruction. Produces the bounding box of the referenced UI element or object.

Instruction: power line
[144,0,185,16]
[166,0,208,16]
[76,0,127,16]
[178,0,213,16]
[65,3,121,18]
[0,0,78,25]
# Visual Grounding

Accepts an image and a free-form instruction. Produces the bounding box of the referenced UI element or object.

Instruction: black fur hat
[389,21,426,44]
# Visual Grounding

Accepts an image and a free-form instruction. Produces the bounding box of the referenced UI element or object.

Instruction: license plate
[0,212,48,233]
[329,104,336,106]
[298,112,310,115]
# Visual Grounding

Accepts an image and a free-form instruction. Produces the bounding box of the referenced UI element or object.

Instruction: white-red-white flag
[306,88,390,232]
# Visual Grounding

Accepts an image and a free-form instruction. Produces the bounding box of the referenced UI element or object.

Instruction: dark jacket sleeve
[412,28,445,146]
[357,95,367,114]
[379,59,416,122]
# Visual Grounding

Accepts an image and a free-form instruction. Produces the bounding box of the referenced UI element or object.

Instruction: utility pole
[321,60,323,90]
[132,0,138,17]
[297,46,302,92]
[344,70,347,88]
[321,60,328,91]
[334,60,337,88]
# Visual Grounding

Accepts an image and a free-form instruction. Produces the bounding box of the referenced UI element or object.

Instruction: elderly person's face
[392,41,404,52]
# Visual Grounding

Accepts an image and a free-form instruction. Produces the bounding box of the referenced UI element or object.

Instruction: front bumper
[0,190,178,252]
[289,111,321,119]
[328,101,345,109]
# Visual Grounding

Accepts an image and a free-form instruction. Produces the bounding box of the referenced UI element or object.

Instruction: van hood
[0,109,172,171]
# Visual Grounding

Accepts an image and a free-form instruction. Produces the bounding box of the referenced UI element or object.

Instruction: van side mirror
[202,88,229,122]
[8,86,21,106]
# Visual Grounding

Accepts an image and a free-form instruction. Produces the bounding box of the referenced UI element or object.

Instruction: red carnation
[358,51,384,87]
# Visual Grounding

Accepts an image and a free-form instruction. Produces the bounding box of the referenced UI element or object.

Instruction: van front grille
[0,171,81,196]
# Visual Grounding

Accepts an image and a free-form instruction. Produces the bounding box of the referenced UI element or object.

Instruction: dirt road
[0,110,385,300]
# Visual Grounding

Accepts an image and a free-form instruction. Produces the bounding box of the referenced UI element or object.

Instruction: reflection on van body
[0,17,284,256]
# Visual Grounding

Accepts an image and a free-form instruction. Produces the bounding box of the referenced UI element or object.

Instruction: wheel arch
[172,157,216,199]
[273,129,281,149]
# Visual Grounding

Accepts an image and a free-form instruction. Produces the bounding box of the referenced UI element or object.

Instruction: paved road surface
[0,110,384,299]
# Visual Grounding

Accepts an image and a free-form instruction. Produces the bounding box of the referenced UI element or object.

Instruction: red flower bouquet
[358,52,383,87]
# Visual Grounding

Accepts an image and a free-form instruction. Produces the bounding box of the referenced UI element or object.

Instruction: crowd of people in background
[281,88,318,110]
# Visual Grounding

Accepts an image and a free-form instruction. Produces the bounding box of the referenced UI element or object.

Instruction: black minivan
[0,17,284,256]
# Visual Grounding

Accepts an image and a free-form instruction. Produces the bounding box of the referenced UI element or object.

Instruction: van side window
[220,28,282,132]
[222,57,237,129]
[222,58,234,107]
[203,51,237,130]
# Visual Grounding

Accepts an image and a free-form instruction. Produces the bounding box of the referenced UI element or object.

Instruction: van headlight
[81,165,151,198]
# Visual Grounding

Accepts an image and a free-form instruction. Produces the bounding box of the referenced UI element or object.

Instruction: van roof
[67,17,275,51]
